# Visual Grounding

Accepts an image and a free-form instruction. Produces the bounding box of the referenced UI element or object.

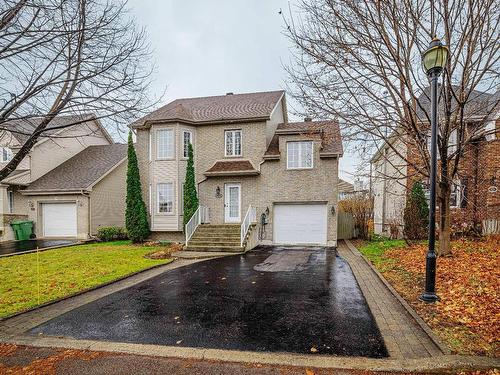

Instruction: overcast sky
[127,0,358,182]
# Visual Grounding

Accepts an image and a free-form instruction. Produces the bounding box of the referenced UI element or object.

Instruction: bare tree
[0,0,158,180]
[284,0,499,255]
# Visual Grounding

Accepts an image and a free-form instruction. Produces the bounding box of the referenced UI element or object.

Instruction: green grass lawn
[355,238,406,270]
[0,241,173,318]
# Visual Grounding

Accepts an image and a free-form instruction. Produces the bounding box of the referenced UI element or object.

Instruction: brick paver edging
[0,258,175,322]
[345,240,451,355]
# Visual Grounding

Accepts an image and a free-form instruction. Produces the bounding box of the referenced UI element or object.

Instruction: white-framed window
[423,180,462,208]
[157,183,174,213]
[450,180,461,208]
[427,129,458,158]
[225,129,242,157]
[0,147,13,162]
[182,130,193,158]
[157,129,174,159]
[7,190,13,213]
[287,141,313,169]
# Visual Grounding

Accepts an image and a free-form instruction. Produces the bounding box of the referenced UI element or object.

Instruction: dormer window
[287,141,313,169]
[0,147,13,162]
[225,130,242,157]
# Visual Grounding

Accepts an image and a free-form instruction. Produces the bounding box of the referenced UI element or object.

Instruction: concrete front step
[188,240,242,247]
[184,245,244,253]
[190,235,241,241]
[196,227,240,233]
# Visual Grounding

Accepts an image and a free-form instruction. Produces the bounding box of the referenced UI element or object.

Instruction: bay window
[157,129,174,159]
[157,183,174,213]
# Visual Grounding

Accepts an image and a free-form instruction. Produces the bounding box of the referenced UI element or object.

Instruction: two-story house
[132,91,343,250]
[371,88,500,238]
[0,115,127,241]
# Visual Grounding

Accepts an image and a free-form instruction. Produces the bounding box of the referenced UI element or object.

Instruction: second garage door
[42,202,77,237]
[273,203,327,245]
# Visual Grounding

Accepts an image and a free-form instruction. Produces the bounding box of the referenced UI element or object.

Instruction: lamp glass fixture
[422,38,449,75]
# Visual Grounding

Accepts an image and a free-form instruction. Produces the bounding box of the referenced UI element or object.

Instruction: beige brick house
[132,91,343,249]
[0,115,127,241]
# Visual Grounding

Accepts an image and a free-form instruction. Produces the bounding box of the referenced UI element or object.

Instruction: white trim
[149,183,152,215]
[7,190,14,213]
[224,129,242,157]
[286,141,314,170]
[268,91,285,119]
[224,183,241,222]
[148,131,152,161]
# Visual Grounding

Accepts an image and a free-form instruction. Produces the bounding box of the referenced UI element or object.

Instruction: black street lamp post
[420,38,449,303]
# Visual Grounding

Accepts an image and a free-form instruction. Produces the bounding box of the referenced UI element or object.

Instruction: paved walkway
[337,241,443,358]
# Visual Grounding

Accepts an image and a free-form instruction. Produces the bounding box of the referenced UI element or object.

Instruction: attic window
[0,147,13,162]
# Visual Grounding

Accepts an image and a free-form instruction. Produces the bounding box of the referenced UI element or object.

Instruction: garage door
[42,203,77,237]
[273,204,327,245]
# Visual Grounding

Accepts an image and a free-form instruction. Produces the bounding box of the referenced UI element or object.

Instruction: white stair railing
[185,206,209,245]
[240,205,257,247]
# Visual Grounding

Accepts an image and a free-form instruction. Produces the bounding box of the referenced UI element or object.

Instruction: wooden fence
[337,211,355,240]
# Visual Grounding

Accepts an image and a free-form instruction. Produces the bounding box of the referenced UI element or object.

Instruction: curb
[0,241,82,258]
[0,259,174,322]
[3,338,499,373]
[345,240,451,355]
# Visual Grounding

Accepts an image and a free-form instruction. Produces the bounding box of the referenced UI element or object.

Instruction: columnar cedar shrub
[126,131,150,242]
[183,143,199,228]
[403,181,429,240]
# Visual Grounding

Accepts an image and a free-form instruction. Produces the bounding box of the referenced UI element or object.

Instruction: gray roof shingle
[267,120,343,156]
[415,86,498,120]
[131,91,284,127]
[3,114,96,145]
[25,144,127,192]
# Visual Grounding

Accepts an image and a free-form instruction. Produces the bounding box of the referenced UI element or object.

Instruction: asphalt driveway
[29,246,388,358]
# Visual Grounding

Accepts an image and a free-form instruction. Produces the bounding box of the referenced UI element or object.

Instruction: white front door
[42,202,77,237]
[224,183,241,222]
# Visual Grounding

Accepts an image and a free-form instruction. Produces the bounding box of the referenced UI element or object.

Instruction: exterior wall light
[215,186,222,198]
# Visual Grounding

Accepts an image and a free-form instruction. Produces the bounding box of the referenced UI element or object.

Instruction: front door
[224,183,241,222]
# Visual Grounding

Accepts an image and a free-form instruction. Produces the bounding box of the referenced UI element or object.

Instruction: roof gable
[1,114,113,146]
[24,144,127,192]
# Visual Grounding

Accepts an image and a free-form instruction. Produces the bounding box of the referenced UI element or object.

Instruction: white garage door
[42,203,77,237]
[273,204,327,245]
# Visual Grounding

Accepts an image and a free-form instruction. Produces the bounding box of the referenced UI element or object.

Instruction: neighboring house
[371,88,500,237]
[371,136,407,237]
[0,115,127,240]
[132,91,343,249]
[338,179,354,201]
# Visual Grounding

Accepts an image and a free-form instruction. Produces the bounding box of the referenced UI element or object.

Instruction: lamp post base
[419,292,439,303]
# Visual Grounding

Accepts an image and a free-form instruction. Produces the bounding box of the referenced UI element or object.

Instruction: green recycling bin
[10,220,34,241]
